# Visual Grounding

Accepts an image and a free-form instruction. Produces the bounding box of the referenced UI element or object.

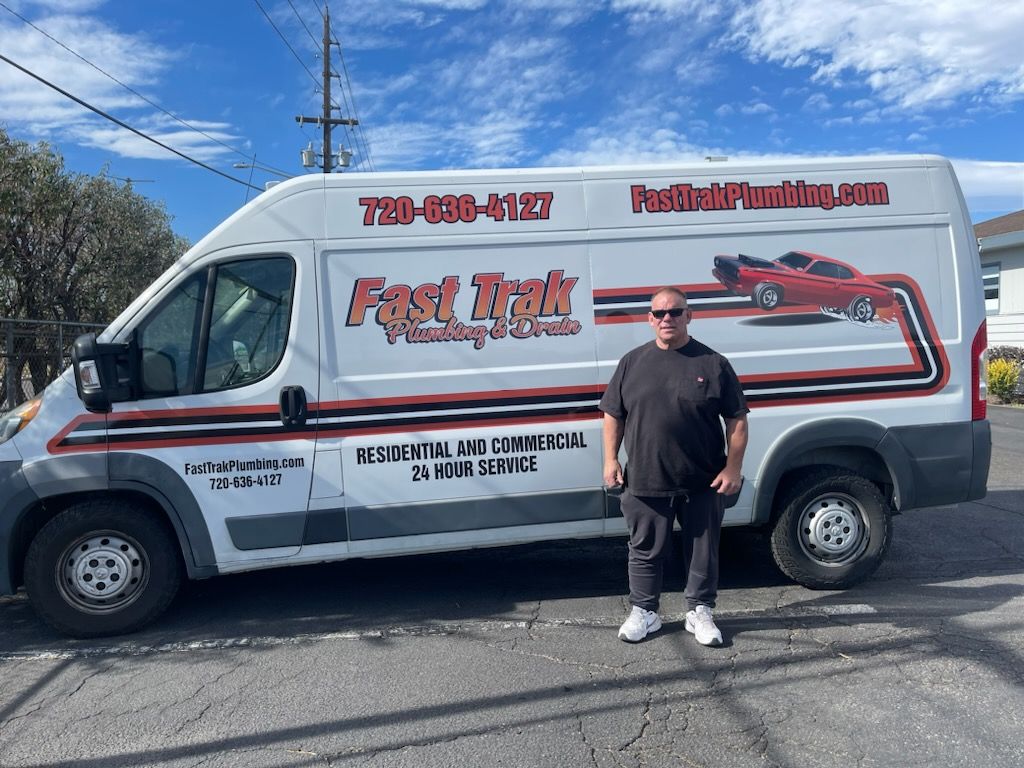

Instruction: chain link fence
[1,318,107,413]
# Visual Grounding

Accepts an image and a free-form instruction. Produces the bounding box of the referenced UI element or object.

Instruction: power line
[253,0,320,89]
[334,38,376,171]
[287,0,320,50]
[0,52,261,191]
[0,1,293,180]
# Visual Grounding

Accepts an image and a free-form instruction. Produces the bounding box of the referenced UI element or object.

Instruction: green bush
[988,358,1021,402]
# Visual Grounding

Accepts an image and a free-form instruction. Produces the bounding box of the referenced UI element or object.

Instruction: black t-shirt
[599,338,748,496]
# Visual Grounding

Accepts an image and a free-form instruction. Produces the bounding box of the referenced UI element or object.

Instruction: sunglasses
[650,308,688,319]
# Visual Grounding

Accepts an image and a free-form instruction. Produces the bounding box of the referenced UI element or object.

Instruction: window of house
[982,263,1000,315]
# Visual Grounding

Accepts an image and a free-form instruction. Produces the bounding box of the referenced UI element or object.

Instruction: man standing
[600,287,748,645]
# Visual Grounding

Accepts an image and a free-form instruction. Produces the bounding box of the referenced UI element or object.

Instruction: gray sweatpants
[621,488,725,613]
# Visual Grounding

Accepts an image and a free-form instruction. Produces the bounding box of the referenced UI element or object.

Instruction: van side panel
[585,160,980,521]
[313,173,609,555]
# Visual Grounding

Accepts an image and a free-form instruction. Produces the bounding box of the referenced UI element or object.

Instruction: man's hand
[710,465,741,495]
[604,459,624,488]
[712,414,748,495]
[602,413,625,488]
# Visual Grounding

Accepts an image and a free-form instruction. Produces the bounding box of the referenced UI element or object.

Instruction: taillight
[971,320,987,421]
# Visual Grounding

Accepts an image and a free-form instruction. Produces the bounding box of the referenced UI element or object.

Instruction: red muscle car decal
[712,250,896,322]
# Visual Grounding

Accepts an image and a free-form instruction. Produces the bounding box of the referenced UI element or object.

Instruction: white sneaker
[685,605,723,646]
[618,606,662,642]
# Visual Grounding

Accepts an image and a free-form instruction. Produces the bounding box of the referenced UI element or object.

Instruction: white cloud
[951,159,1024,201]
[26,0,107,11]
[365,32,580,168]
[611,0,720,25]
[506,0,593,27]
[406,0,487,7]
[802,93,831,112]
[0,13,171,115]
[0,9,237,163]
[542,126,708,167]
[360,121,447,168]
[454,111,536,167]
[823,116,853,127]
[844,98,874,110]
[70,117,241,163]
[731,0,1024,110]
[740,101,774,115]
[326,0,486,44]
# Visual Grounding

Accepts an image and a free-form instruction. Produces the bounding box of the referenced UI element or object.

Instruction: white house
[976,210,1024,349]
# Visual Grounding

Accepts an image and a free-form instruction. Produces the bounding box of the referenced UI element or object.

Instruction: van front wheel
[24,499,183,638]
[770,469,892,589]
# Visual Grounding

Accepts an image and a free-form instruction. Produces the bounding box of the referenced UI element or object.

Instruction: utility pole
[295,8,358,173]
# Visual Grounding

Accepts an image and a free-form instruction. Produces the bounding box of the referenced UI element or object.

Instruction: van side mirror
[71,332,139,413]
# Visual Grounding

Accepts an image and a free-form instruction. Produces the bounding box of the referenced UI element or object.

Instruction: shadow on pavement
[2,485,1022,652]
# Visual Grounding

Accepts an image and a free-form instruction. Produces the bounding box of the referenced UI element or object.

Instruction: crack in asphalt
[0,605,880,661]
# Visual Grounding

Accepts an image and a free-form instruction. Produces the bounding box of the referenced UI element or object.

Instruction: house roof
[975,210,1024,239]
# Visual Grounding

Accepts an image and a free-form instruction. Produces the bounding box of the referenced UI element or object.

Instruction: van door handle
[279,386,308,428]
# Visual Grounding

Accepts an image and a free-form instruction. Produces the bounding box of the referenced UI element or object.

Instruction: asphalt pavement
[1,406,1023,767]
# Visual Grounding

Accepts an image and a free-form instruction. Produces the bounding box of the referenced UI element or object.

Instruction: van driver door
[108,244,320,568]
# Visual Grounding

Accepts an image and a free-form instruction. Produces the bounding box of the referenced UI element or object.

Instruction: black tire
[24,499,183,638]
[770,468,892,589]
[753,282,784,311]
[848,295,875,323]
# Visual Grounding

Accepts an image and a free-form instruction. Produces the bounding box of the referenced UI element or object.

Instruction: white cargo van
[0,155,990,637]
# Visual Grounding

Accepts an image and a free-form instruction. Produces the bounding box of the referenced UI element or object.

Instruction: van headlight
[0,398,41,444]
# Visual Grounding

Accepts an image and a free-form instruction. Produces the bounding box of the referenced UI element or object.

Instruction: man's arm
[710,414,748,495]
[602,412,625,488]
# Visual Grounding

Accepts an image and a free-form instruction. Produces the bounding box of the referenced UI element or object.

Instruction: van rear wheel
[24,499,183,638]
[770,469,892,589]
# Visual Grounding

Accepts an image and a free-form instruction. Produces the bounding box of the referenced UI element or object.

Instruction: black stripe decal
[317,389,602,419]
[77,404,600,449]
[105,423,316,445]
[743,285,944,401]
[595,299,754,319]
[105,410,281,430]
[317,405,601,435]
[594,288,733,305]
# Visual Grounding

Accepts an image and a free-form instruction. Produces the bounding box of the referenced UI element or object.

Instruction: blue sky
[1,0,1022,244]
